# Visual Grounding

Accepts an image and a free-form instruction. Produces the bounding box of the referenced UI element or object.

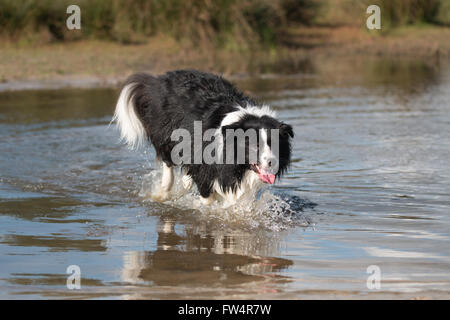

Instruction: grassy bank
[1,1,449,85]
[1,25,448,85]
[0,0,313,47]
[1,0,449,46]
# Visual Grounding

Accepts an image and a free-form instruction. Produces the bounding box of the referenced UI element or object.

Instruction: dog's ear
[280,123,294,138]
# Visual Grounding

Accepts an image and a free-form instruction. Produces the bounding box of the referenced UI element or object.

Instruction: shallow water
[1,59,450,299]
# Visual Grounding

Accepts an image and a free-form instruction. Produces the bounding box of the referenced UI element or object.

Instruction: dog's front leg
[200,193,215,206]
[182,174,193,190]
[149,162,174,202]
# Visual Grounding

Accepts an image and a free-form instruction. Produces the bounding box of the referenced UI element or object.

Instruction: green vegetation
[314,0,449,27]
[0,0,448,47]
[0,0,313,47]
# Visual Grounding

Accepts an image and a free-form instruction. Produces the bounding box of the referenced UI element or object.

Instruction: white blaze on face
[215,104,277,161]
[257,129,277,184]
[214,104,280,185]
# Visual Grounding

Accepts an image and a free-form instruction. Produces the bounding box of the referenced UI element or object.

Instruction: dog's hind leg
[150,162,174,202]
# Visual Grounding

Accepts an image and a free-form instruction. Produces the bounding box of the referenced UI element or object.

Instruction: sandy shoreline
[1,26,449,92]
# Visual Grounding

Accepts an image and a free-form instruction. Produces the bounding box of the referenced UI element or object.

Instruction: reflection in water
[240,57,442,98]
[6,274,103,287]
[0,195,87,222]
[122,218,293,287]
[364,58,440,92]
[2,234,107,252]
[363,247,450,260]
[0,88,115,125]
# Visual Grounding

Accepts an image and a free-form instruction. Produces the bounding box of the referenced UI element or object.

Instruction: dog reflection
[122,219,292,286]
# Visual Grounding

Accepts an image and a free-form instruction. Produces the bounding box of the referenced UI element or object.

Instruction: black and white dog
[113,70,293,207]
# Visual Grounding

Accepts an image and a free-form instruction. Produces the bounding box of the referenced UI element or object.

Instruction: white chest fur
[213,170,263,208]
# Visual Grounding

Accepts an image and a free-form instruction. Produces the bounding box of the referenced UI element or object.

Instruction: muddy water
[1,59,449,299]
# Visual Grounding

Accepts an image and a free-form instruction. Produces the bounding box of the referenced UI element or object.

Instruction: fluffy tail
[112,82,147,149]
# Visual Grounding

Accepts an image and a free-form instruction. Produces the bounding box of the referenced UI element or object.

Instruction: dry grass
[1,26,449,84]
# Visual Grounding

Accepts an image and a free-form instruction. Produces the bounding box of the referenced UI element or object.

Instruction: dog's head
[221,114,294,184]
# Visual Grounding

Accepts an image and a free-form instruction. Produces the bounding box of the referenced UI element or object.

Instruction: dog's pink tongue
[258,169,276,184]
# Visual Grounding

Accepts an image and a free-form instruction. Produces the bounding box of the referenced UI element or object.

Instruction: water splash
[139,165,315,231]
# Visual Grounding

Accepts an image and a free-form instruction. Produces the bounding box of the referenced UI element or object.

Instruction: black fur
[123,70,293,198]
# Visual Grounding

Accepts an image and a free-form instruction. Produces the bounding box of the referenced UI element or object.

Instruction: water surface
[1,58,449,299]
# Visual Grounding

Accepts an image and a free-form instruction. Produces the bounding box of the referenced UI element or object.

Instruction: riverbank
[1,26,449,91]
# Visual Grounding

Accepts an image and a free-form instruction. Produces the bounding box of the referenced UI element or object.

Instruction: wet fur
[115,70,293,201]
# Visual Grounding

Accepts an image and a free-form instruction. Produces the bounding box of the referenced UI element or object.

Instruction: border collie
[113,70,293,207]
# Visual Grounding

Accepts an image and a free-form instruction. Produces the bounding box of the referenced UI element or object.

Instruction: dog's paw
[146,191,171,202]
[182,175,193,190]
[200,195,215,206]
